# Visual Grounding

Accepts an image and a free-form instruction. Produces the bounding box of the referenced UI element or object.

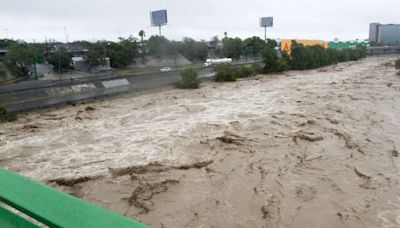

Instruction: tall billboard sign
[151,10,168,36]
[260,17,273,40]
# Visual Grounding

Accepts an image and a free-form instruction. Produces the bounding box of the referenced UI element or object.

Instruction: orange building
[280,39,328,54]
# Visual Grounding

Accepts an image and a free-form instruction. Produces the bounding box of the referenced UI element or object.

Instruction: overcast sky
[0,0,399,43]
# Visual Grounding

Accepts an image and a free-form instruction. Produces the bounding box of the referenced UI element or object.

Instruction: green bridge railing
[0,168,150,228]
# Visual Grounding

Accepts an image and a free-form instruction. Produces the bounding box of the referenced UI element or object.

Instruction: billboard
[151,10,168,26]
[280,39,328,54]
[260,17,273,27]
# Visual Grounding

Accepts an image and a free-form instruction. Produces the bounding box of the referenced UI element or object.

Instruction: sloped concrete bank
[0,68,214,112]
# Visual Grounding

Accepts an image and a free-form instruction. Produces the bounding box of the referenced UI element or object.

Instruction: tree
[138,30,145,44]
[222,37,243,59]
[0,39,17,49]
[85,42,106,70]
[262,46,288,73]
[243,36,268,58]
[176,37,208,61]
[147,36,169,57]
[146,36,176,58]
[85,38,138,69]
[138,30,146,63]
[48,50,72,73]
[4,42,40,76]
[115,36,139,67]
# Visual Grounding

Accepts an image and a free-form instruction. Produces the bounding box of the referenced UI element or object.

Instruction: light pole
[33,56,38,80]
[104,42,111,70]
[58,52,61,80]
[54,45,62,80]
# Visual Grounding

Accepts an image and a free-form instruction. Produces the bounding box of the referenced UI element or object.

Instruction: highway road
[0,61,260,112]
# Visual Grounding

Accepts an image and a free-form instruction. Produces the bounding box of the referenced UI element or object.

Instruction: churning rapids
[1,56,400,228]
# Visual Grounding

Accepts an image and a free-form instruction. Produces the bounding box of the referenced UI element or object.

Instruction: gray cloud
[0,0,399,42]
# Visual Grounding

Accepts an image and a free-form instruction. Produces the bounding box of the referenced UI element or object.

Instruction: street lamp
[54,45,61,80]
[104,42,111,70]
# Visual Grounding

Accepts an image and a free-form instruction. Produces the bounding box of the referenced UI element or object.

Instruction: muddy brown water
[1,56,400,227]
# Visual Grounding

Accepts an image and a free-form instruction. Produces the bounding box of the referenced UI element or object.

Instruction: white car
[160,67,172,72]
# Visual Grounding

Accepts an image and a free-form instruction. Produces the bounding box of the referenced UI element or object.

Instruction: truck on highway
[203,58,232,67]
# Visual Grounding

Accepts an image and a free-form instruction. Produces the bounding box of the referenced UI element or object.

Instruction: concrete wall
[0,68,213,112]
[0,60,261,112]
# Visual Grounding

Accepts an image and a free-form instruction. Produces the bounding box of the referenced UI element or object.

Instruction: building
[369,23,400,46]
[71,56,110,72]
[280,39,328,54]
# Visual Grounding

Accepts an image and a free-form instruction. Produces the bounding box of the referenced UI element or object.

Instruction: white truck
[203,58,232,67]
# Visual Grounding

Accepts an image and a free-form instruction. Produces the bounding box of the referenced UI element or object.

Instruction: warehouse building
[369,23,400,46]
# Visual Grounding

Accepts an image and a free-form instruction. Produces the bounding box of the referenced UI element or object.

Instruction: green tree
[113,36,139,67]
[48,50,72,73]
[0,39,18,49]
[176,37,208,61]
[222,37,243,59]
[138,30,145,44]
[147,36,170,57]
[85,38,138,69]
[243,36,268,58]
[262,46,287,73]
[85,42,106,70]
[4,42,40,76]
[138,30,146,63]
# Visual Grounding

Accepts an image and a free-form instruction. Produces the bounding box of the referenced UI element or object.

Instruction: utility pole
[58,53,61,80]
[55,45,62,80]
[264,26,267,41]
[104,42,110,70]
[64,26,69,43]
[33,56,38,80]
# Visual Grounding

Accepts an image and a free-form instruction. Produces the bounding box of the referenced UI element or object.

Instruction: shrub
[178,68,200,89]
[238,64,261,78]
[215,64,237,82]
[0,106,17,122]
[395,58,400,70]
[237,66,252,78]
[250,64,263,75]
[276,59,290,72]
[290,43,367,70]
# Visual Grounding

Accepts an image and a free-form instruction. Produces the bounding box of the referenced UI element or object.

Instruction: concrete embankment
[0,68,215,112]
